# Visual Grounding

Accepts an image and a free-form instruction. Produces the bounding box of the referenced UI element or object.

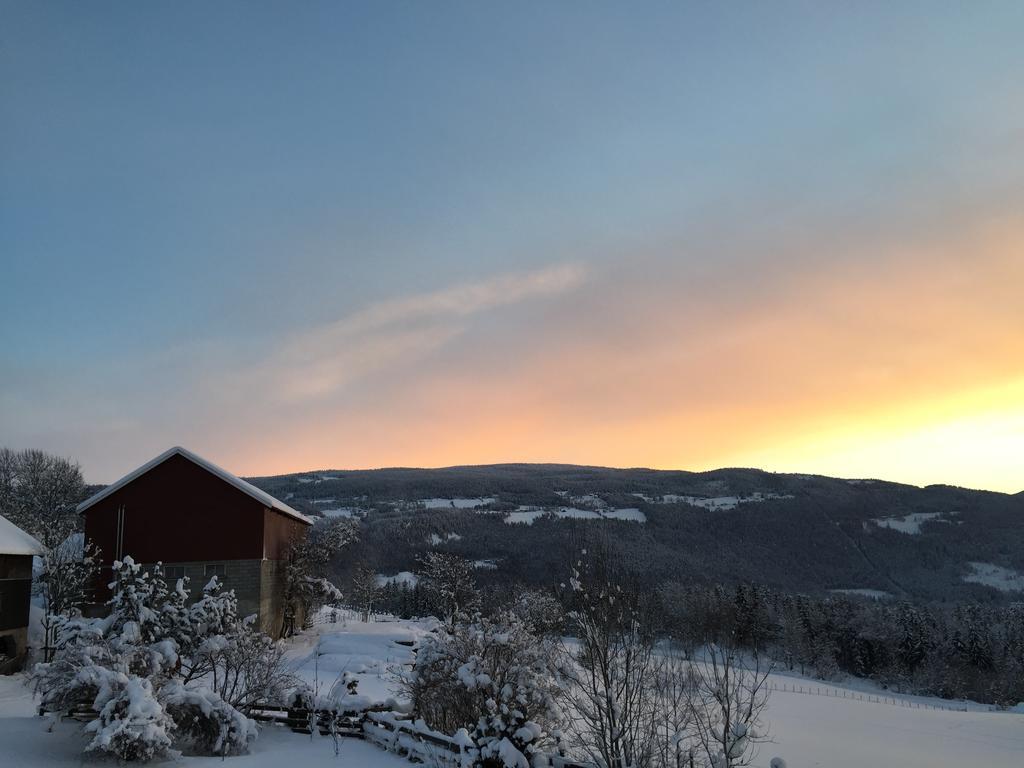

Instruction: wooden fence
[361,711,592,768]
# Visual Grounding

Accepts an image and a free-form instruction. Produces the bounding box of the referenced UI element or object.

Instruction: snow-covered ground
[503,506,646,525]
[283,613,434,708]
[3,615,1022,768]
[426,532,462,545]
[872,511,957,534]
[829,588,892,599]
[420,497,495,509]
[375,571,418,587]
[320,507,364,518]
[963,561,1024,592]
[762,682,1022,768]
[632,492,794,510]
[0,673,410,768]
[602,507,645,522]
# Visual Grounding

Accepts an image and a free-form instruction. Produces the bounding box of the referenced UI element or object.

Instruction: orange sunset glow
[201,214,1023,492]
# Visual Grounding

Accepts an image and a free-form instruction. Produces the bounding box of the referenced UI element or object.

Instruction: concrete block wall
[112,559,291,639]
[151,559,264,622]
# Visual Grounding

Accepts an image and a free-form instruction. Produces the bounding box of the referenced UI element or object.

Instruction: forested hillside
[247,464,1024,605]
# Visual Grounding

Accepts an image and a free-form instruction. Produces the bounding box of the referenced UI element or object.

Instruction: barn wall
[83,453,266,566]
[262,508,307,560]
[259,558,286,636]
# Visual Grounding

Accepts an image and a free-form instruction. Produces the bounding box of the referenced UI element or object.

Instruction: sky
[2,1,1023,491]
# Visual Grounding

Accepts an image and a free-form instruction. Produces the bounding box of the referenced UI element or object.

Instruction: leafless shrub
[686,645,772,768]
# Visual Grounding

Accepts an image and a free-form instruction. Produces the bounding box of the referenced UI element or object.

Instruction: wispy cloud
[316,262,587,340]
[237,262,588,403]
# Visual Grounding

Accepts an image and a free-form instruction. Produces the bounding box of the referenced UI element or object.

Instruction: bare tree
[651,647,699,768]
[558,550,658,768]
[350,564,380,622]
[1,448,94,661]
[686,645,772,768]
[35,535,102,661]
[0,447,85,550]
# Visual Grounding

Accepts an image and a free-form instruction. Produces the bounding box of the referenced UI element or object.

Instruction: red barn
[78,446,312,637]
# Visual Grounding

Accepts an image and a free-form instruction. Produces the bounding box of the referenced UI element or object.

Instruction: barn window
[205,563,226,577]
[165,566,185,581]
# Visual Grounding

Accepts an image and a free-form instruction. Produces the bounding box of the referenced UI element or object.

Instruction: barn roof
[0,513,45,556]
[76,446,313,525]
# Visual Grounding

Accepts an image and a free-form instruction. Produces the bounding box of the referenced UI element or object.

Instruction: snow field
[421,498,496,509]
[299,619,1023,768]
[872,511,957,534]
[279,618,1024,768]
[963,561,1024,592]
[503,506,646,525]
[3,616,1022,767]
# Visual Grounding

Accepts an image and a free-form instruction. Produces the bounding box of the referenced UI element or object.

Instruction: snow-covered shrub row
[32,556,294,761]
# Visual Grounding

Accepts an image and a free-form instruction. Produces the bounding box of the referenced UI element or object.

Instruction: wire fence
[765,680,979,712]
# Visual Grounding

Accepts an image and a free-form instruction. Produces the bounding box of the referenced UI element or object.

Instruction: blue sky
[3,2,1023,488]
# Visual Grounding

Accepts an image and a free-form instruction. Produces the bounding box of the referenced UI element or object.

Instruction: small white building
[0,514,43,672]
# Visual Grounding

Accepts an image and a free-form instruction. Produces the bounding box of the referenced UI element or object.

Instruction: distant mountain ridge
[242,463,1024,605]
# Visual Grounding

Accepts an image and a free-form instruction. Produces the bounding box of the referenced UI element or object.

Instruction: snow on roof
[75,446,313,525]
[0,513,44,555]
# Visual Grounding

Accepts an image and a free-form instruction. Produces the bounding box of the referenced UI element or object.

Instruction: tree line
[365,558,1024,707]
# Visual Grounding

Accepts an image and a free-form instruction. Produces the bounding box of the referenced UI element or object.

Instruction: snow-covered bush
[33,556,282,760]
[417,551,480,624]
[511,589,565,637]
[161,680,256,756]
[189,618,295,712]
[407,611,561,767]
[85,673,174,761]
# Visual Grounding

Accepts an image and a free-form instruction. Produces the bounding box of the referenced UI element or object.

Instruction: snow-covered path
[282,613,435,707]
